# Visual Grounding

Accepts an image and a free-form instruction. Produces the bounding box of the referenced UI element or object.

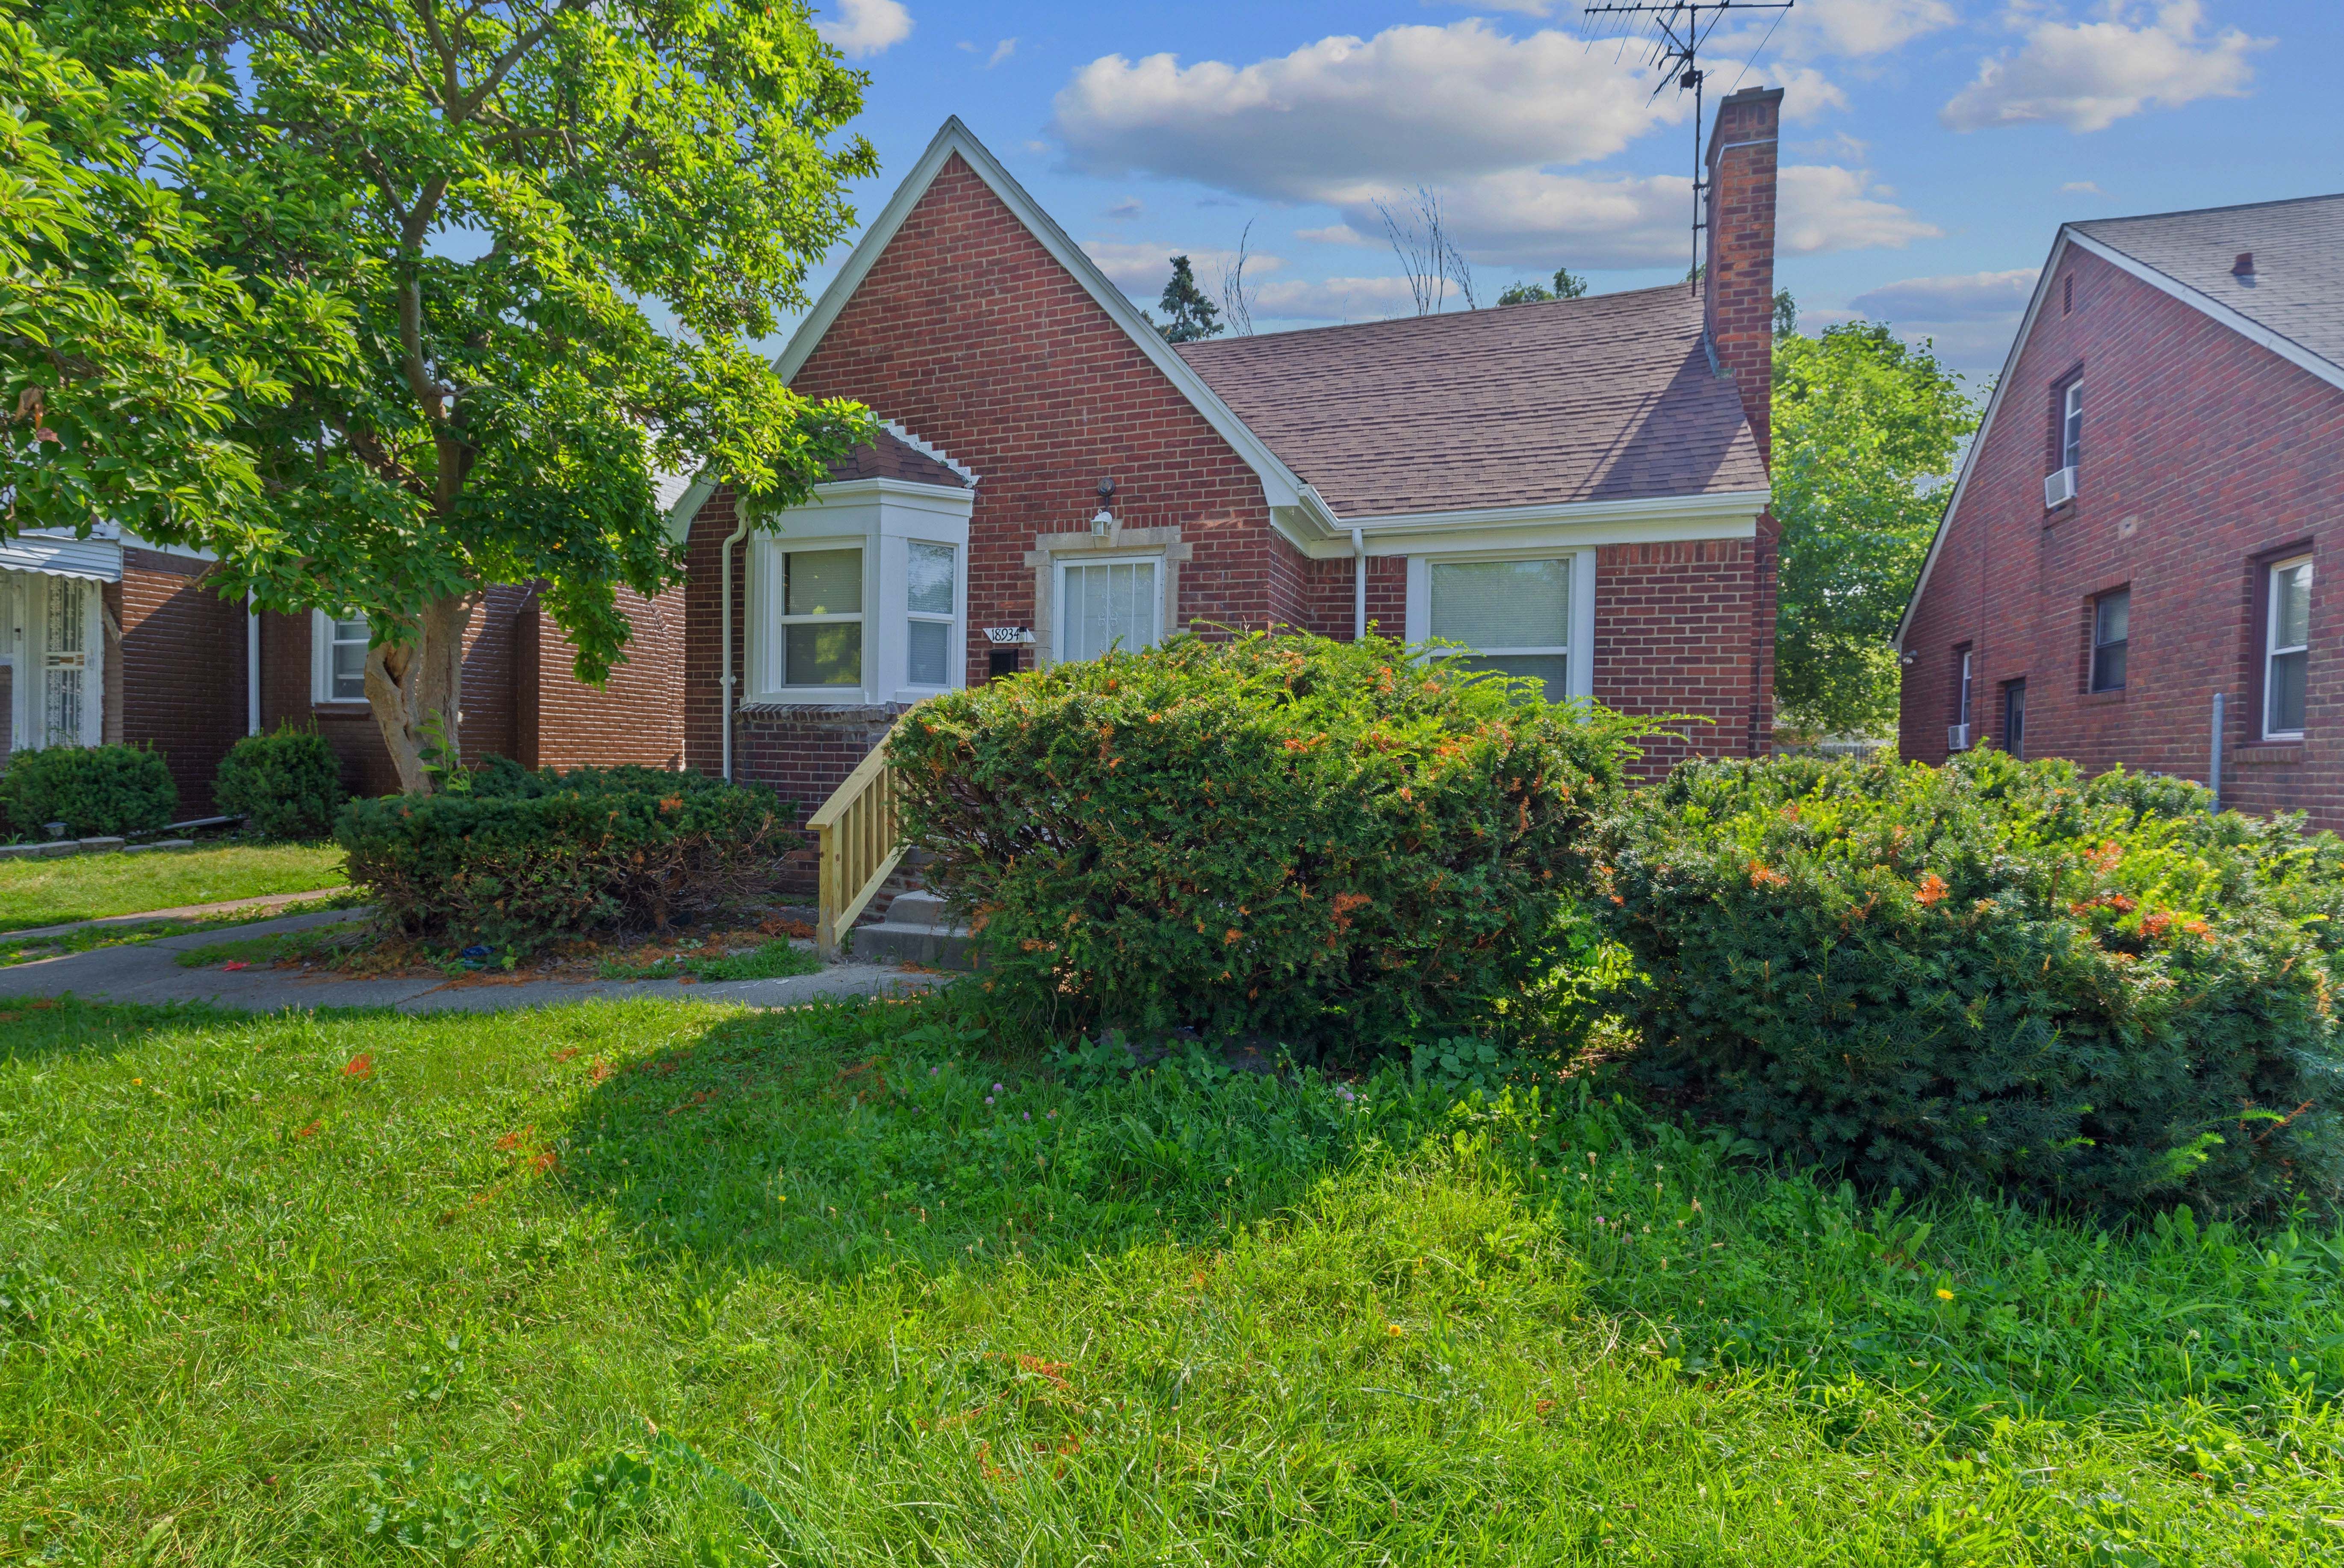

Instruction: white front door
[1056,555,1162,664]
[1,569,103,753]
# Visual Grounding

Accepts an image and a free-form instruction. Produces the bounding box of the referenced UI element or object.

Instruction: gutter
[1352,527,1367,641]
[719,509,751,781]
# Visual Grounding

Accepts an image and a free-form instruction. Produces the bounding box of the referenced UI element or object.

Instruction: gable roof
[830,424,972,489]
[1895,192,2344,652]
[2072,193,2344,382]
[1175,286,1766,519]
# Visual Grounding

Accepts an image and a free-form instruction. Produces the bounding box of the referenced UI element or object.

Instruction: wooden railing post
[806,725,909,961]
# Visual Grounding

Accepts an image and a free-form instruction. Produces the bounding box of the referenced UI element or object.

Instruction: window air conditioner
[1947,723,1970,752]
[2043,466,2077,508]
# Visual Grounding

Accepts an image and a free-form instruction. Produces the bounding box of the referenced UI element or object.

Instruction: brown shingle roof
[2073,192,2344,377]
[1174,284,1766,519]
[824,427,971,488]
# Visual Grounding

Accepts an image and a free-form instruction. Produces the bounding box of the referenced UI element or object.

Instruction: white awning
[0,531,122,583]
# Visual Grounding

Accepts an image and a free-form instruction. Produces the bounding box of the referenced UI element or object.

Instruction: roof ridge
[2072,189,2344,233]
[1175,282,1701,356]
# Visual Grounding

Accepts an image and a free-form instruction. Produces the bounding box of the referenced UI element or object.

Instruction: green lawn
[0,841,347,932]
[2,995,2338,1565]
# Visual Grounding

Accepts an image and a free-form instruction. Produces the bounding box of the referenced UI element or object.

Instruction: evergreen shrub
[889,630,1636,1048]
[213,725,346,839]
[1594,749,2344,1214]
[337,763,791,953]
[0,743,176,839]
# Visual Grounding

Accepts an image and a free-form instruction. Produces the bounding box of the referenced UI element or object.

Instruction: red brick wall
[1898,243,2344,825]
[1597,539,1761,774]
[117,549,246,813]
[522,584,685,771]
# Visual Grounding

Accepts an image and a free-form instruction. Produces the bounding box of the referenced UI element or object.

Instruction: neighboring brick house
[2,528,683,813]
[1895,192,2344,825]
[665,92,1787,817]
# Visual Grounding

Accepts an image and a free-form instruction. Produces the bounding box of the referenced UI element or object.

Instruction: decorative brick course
[1898,243,2344,825]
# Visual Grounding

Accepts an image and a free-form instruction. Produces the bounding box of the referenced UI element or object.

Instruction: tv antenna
[1580,2,1792,290]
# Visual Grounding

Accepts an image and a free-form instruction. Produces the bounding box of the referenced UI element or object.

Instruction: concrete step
[849,890,977,969]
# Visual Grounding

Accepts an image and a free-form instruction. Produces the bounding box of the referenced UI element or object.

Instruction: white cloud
[1851,267,2040,322]
[1941,1,2268,132]
[1294,224,1370,247]
[1783,0,1959,59]
[1253,274,1423,322]
[1052,22,1679,203]
[989,38,1017,68]
[2061,180,2104,195]
[1082,239,1285,297]
[1777,165,1943,255]
[818,0,912,60]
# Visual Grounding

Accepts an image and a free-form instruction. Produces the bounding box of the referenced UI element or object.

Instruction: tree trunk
[363,592,476,795]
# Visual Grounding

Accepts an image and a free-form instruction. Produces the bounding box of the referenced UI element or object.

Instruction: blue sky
[798,1,2338,381]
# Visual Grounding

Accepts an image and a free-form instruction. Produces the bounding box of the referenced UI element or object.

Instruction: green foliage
[1496,265,1588,305]
[337,765,790,953]
[5,994,2344,1563]
[1594,749,2344,1215]
[0,7,318,541]
[889,630,1636,1048]
[0,741,174,838]
[212,723,345,840]
[1771,322,1977,738]
[1154,253,1222,342]
[27,0,880,788]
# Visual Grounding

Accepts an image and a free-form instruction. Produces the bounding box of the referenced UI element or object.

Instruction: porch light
[1091,476,1115,536]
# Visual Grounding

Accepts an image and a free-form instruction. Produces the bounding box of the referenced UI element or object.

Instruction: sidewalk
[0,907,945,1014]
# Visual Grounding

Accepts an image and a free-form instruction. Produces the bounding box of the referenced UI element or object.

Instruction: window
[1057,555,1161,663]
[2059,381,2084,473]
[1955,647,1972,728]
[2003,680,2026,758]
[905,542,956,687]
[777,547,863,688]
[2090,588,2128,693]
[309,610,369,702]
[1428,557,1572,700]
[2265,555,2312,738]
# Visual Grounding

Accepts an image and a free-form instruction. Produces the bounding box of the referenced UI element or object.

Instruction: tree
[1157,254,1222,343]
[1772,287,1798,337]
[1772,318,1978,739]
[0,9,334,545]
[27,0,879,793]
[1376,188,1475,315]
[1497,266,1588,306]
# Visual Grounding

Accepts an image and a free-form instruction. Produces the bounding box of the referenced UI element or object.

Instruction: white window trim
[2264,554,2312,741]
[1402,545,1596,703]
[2061,380,2084,473]
[743,476,973,707]
[1053,550,1168,666]
[310,610,370,705]
[903,540,960,691]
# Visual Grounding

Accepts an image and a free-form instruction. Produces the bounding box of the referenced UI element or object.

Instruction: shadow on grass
[554,994,1406,1285]
[0,996,300,1066]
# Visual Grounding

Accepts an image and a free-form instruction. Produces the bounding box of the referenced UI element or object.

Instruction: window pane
[1061,559,1158,663]
[2274,561,2312,651]
[784,549,861,617]
[1448,653,1571,702]
[1429,559,1569,649]
[2270,648,2308,735]
[332,641,368,699]
[2095,589,2127,647]
[2092,641,2126,693]
[907,619,951,686]
[784,621,862,686]
[907,542,955,616]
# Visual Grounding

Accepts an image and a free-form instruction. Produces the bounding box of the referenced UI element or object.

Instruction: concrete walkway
[4,886,354,943]
[0,907,945,1014]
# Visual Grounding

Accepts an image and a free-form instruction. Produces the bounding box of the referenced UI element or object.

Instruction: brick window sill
[2234,741,2306,766]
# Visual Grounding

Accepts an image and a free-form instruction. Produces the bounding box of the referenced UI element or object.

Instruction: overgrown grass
[0,841,347,932]
[2,994,2339,1564]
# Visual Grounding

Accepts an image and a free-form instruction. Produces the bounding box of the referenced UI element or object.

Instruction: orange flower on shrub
[2087,840,2123,872]
[1913,873,1950,907]
[1747,860,1788,889]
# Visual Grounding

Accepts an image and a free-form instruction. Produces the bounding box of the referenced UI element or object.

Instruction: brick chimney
[1702,85,1782,466]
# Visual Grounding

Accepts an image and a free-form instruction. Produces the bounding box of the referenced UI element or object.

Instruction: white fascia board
[1892,233,2069,654]
[116,528,218,563]
[768,117,1317,546]
[804,476,975,510]
[1296,487,1770,560]
[2065,231,2344,397]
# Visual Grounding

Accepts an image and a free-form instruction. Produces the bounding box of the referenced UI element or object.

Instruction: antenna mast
[1579,1,1792,291]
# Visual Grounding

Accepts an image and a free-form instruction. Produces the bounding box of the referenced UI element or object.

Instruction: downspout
[245,589,260,736]
[719,510,751,781]
[1352,527,1367,642]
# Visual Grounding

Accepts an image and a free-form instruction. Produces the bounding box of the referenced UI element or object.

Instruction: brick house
[1,529,683,813]
[665,91,1789,816]
[1894,192,2344,825]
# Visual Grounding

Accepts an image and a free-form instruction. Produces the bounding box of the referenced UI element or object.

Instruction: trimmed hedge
[213,725,346,840]
[337,764,791,952]
[0,743,176,840]
[889,630,1636,1047]
[1593,749,2344,1215]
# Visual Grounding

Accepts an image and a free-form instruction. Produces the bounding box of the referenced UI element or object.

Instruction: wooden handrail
[807,730,906,960]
